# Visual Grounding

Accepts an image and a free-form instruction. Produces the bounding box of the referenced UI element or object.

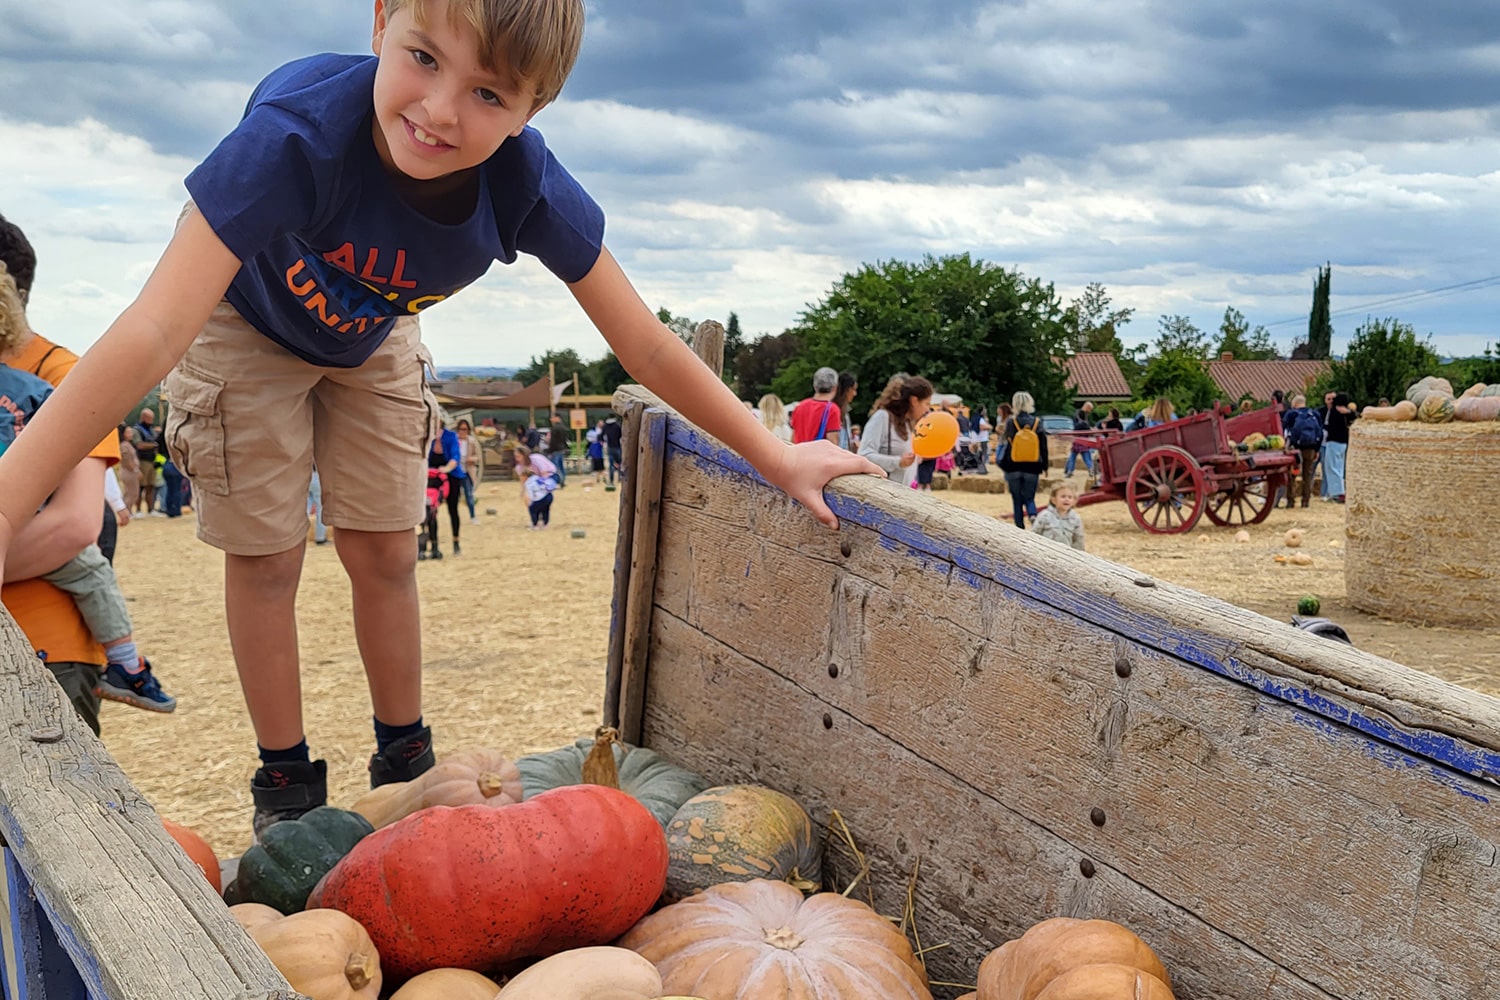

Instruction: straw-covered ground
[100,470,1496,857]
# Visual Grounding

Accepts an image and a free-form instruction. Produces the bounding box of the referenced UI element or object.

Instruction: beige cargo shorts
[163,301,439,556]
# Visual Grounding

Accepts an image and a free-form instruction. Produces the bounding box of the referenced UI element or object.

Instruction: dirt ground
[102,469,1498,857]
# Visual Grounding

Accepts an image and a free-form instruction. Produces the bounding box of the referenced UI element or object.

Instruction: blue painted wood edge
[3,849,92,1000]
[0,814,107,1000]
[663,421,1500,788]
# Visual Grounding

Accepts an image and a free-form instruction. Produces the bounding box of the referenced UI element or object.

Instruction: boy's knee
[228,548,305,598]
[336,529,417,583]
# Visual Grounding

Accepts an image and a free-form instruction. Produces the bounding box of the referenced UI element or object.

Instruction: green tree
[734,331,802,402]
[513,348,588,388]
[723,312,745,383]
[1061,282,1144,384]
[656,307,696,344]
[1306,264,1333,360]
[769,254,1071,415]
[1153,314,1210,360]
[1320,317,1439,405]
[1216,306,1278,360]
[582,350,632,395]
[1137,354,1227,415]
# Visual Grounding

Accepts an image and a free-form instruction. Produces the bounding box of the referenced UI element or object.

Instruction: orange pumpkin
[665,785,821,901]
[976,918,1172,1000]
[619,879,931,999]
[1033,964,1175,1000]
[162,818,221,893]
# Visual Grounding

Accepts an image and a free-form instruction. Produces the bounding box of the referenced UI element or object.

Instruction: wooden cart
[603,383,1500,1000]
[1072,406,1296,534]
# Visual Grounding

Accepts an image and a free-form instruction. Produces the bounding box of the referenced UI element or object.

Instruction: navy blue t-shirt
[186,54,605,368]
[0,365,54,456]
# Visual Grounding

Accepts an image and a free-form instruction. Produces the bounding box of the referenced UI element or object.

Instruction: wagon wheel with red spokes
[1205,472,1284,527]
[1126,446,1207,534]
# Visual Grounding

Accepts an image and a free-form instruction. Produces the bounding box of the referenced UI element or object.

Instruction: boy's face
[1053,490,1077,514]
[371,0,540,182]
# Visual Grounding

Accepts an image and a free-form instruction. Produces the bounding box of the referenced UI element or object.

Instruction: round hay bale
[1346,420,1500,627]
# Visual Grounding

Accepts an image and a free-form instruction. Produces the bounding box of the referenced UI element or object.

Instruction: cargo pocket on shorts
[416,343,441,450]
[163,367,229,496]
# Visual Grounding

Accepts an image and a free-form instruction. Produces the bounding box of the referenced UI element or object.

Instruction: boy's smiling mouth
[404,116,453,151]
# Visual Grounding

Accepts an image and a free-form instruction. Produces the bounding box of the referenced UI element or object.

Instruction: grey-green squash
[226,806,374,913]
[664,785,822,902]
[516,731,708,828]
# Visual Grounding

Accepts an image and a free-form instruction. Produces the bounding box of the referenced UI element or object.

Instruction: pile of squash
[1363,377,1500,423]
[164,730,1178,999]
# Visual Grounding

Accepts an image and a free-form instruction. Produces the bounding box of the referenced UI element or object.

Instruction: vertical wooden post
[693,320,726,379]
[602,402,644,727]
[616,408,668,744]
[547,362,557,420]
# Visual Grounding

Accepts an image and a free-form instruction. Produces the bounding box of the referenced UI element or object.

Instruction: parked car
[1039,414,1075,435]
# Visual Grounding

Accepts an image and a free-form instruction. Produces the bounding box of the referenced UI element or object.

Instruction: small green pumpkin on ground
[664,785,822,902]
[1298,594,1321,616]
[226,806,374,914]
[516,731,708,828]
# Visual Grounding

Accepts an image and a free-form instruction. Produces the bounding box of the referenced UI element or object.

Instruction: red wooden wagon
[1072,405,1296,534]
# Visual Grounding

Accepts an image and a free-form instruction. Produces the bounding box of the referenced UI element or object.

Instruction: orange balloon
[912,410,960,458]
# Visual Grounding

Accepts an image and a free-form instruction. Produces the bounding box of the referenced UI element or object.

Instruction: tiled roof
[1208,357,1330,403]
[1063,352,1132,398]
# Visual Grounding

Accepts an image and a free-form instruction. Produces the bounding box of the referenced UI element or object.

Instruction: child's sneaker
[251,759,328,840]
[452,540,461,556]
[368,727,436,788]
[96,659,177,713]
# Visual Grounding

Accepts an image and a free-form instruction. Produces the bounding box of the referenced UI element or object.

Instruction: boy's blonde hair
[389,0,585,107]
[1051,483,1078,501]
[0,262,27,357]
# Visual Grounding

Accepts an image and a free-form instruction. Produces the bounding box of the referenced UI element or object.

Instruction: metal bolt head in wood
[1090,807,1107,827]
[1080,859,1097,878]
[822,713,833,730]
[828,663,840,678]
[1115,658,1132,678]
[840,540,852,557]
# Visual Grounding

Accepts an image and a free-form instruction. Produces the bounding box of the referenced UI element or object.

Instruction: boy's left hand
[763,441,886,530]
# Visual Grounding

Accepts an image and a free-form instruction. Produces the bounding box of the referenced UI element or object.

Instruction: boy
[0,0,879,837]
[1030,484,1086,551]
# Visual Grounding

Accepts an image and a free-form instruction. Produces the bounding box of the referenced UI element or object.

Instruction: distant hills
[435,366,518,380]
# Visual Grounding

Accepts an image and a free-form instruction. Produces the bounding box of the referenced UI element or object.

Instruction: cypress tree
[1307,264,1333,359]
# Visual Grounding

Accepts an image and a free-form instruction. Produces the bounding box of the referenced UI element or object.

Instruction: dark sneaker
[430,547,443,561]
[452,540,461,557]
[96,659,177,713]
[251,759,328,840]
[368,727,436,788]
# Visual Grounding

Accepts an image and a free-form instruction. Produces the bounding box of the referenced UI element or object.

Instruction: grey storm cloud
[5,0,1500,171]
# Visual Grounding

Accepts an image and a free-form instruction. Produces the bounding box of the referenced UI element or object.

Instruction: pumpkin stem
[763,926,804,951]
[581,726,622,790]
[477,773,506,798]
[344,954,375,991]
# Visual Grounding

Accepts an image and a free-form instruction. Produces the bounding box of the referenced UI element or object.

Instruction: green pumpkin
[1298,594,1322,616]
[227,807,373,914]
[516,737,708,828]
[664,785,823,903]
[1417,393,1455,424]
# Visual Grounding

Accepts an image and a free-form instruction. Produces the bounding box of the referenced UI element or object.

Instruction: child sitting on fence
[0,263,176,712]
[1030,483,1086,551]
[521,464,558,529]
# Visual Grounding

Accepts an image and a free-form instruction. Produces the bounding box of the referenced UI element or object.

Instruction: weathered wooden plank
[634,428,1500,1000]
[602,400,644,727]
[640,613,1340,1000]
[656,417,1500,779]
[0,609,305,1000]
[617,408,668,744]
[691,320,726,378]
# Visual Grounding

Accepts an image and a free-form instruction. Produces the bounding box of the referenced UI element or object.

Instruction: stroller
[419,468,449,561]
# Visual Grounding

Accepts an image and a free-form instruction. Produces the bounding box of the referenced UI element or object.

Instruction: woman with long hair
[998,390,1049,528]
[1146,397,1175,426]
[857,375,933,487]
[758,394,793,442]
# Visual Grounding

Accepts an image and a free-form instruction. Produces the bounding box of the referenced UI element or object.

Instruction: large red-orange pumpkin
[309,785,667,979]
[162,818,221,893]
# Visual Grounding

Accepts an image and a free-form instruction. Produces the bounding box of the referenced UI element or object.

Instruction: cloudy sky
[4,0,1500,368]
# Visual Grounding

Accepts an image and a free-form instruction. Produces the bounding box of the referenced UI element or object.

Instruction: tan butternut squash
[496,946,664,999]
[389,967,500,1000]
[247,909,381,1000]
[1033,963,1175,999]
[229,902,284,934]
[350,749,522,829]
[1361,400,1417,421]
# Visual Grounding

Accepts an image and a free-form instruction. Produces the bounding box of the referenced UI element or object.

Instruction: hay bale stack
[949,476,1005,494]
[1346,420,1500,627]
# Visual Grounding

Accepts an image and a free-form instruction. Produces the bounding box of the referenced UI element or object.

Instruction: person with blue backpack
[1282,394,1325,508]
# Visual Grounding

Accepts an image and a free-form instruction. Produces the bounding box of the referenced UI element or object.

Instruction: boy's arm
[0,209,242,580]
[568,247,882,528]
[2,458,109,581]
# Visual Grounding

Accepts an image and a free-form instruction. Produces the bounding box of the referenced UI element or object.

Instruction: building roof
[1063,352,1132,399]
[1208,355,1331,403]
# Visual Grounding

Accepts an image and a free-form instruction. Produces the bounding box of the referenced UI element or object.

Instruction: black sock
[258,739,311,766]
[374,716,425,752]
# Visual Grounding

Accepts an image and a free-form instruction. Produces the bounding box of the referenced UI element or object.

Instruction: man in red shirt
[790,366,842,444]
